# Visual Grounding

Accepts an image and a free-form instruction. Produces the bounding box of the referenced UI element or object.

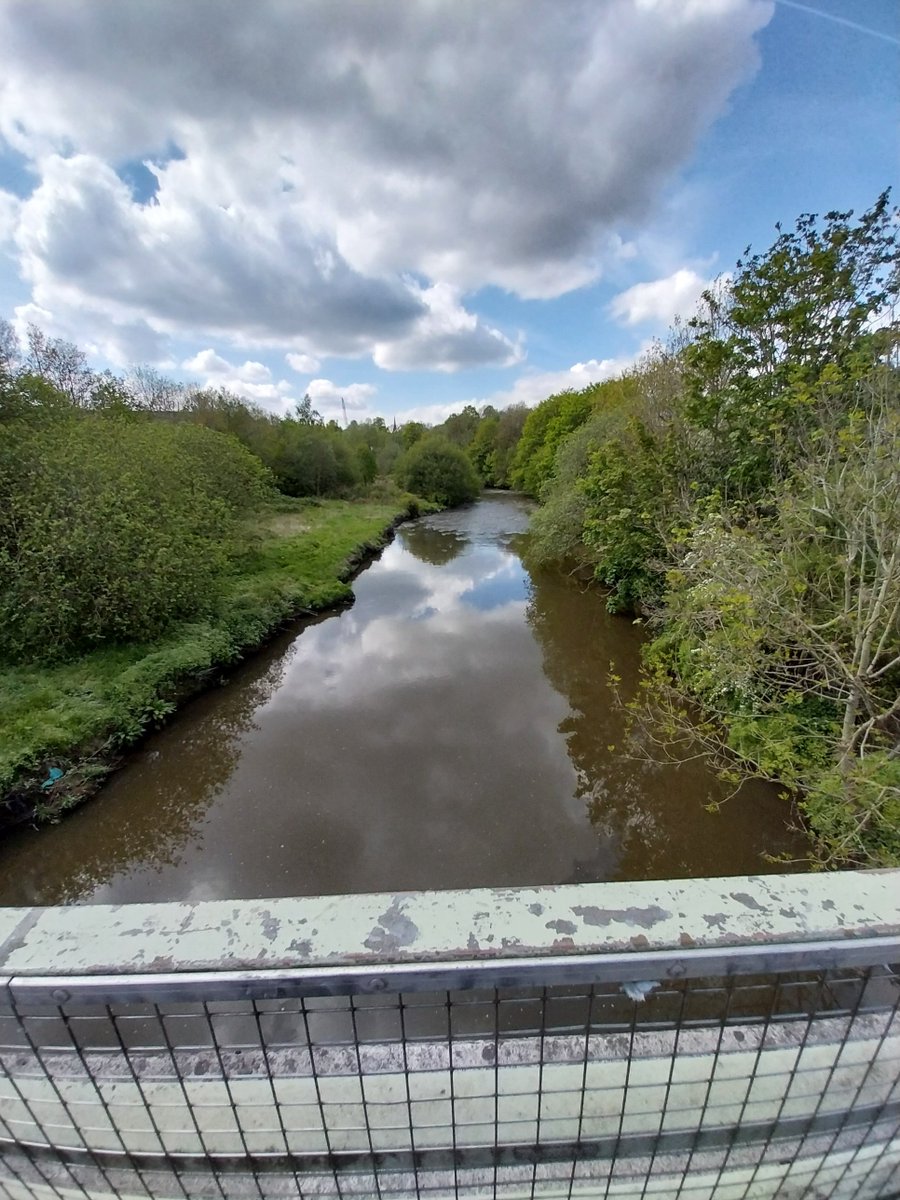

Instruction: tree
[25,324,95,407]
[89,371,141,415]
[0,419,271,661]
[355,443,378,485]
[0,319,20,376]
[683,192,899,498]
[295,393,323,426]
[645,370,900,864]
[468,415,500,483]
[510,387,595,496]
[126,364,185,412]
[439,404,480,448]
[492,404,529,486]
[394,437,481,507]
[401,420,426,450]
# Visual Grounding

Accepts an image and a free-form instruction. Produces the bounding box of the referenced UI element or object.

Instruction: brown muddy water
[0,493,807,905]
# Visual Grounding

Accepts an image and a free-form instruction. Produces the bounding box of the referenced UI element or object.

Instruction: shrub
[0,416,272,662]
[394,437,481,507]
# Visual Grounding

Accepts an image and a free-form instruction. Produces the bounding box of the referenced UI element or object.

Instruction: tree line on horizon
[0,317,531,664]
[0,317,536,502]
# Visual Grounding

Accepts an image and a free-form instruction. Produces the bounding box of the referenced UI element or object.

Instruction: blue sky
[0,0,896,424]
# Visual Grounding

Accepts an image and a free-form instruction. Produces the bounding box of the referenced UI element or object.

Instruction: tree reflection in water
[524,561,806,879]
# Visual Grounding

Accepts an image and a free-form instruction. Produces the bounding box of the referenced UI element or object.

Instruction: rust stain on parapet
[0,870,898,978]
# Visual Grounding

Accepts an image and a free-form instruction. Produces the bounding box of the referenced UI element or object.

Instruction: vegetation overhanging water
[0,493,806,906]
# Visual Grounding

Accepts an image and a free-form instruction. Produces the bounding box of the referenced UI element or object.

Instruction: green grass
[0,495,417,815]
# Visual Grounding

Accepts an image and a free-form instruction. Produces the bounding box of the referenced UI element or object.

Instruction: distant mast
[341,397,348,427]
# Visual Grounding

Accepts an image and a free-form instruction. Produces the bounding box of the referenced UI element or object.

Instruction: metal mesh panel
[2,959,899,1198]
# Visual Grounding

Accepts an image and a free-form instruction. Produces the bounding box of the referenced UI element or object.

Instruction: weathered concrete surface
[0,870,898,977]
[0,905,27,952]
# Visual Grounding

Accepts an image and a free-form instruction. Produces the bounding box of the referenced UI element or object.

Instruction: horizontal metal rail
[4,932,900,1005]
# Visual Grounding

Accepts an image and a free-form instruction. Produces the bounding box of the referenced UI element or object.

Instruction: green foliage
[355,443,378,485]
[0,417,271,662]
[526,407,627,568]
[294,393,324,426]
[517,192,900,866]
[0,497,411,800]
[401,421,427,450]
[683,192,899,499]
[468,416,500,482]
[394,437,481,507]
[269,421,361,497]
[581,428,668,612]
[510,387,595,496]
[439,404,481,448]
[801,754,900,868]
[490,405,530,487]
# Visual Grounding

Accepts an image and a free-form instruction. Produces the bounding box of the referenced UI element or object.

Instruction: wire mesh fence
[2,947,899,1198]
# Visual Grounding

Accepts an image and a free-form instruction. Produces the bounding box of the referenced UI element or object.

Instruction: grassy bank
[0,495,420,826]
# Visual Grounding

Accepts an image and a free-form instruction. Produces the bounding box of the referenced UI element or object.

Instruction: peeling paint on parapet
[364,898,420,954]
[571,904,671,929]
[0,870,898,978]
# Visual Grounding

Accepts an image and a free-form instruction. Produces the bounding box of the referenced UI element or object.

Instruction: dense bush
[0,416,271,662]
[527,405,630,571]
[394,437,481,506]
[510,388,595,497]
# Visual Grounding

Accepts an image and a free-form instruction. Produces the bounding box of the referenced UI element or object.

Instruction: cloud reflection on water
[0,494,807,906]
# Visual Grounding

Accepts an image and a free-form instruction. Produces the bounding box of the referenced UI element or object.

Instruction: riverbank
[0,492,808,907]
[0,494,424,830]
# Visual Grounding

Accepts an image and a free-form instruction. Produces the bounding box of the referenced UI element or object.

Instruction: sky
[0,0,896,426]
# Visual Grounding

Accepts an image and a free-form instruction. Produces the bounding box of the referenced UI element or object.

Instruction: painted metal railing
[1,870,899,1198]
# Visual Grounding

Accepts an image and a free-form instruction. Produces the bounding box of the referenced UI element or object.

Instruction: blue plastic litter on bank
[41,768,64,790]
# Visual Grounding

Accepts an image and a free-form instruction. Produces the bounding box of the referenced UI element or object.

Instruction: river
[0,493,806,905]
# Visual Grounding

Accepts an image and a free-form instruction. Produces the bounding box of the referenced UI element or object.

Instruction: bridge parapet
[1,870,899,1198]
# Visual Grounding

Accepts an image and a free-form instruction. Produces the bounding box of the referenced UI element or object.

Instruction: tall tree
[683,192,899,497]
[25,325,95,407]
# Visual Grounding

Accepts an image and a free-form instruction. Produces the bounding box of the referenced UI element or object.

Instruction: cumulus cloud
[183,349,271,383]
[12,298,170,366]
[0,189,20,245]
[482,354,644,410]
[183,347,297,410]
[306,378,377,413]
[0,0,772,365]
[13,154,423,356]
[286,352,321,375]
[373,283,523,373]
[609,268,713,327]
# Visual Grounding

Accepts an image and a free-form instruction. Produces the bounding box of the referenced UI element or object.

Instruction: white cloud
[392,400,476,427]
[609,268,712,327]
[13,298,170,366]
[286,351,321,375]
[183,349,272,383]
[373,282,523,373]
[12,153,423,357]
[182,347,296,411]
[0,0,772,365]
[482,354,644,410]
[0,189,20,245]
[306,378,377,413]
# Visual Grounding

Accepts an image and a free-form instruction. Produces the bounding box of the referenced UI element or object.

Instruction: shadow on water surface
[0,492,807,906]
